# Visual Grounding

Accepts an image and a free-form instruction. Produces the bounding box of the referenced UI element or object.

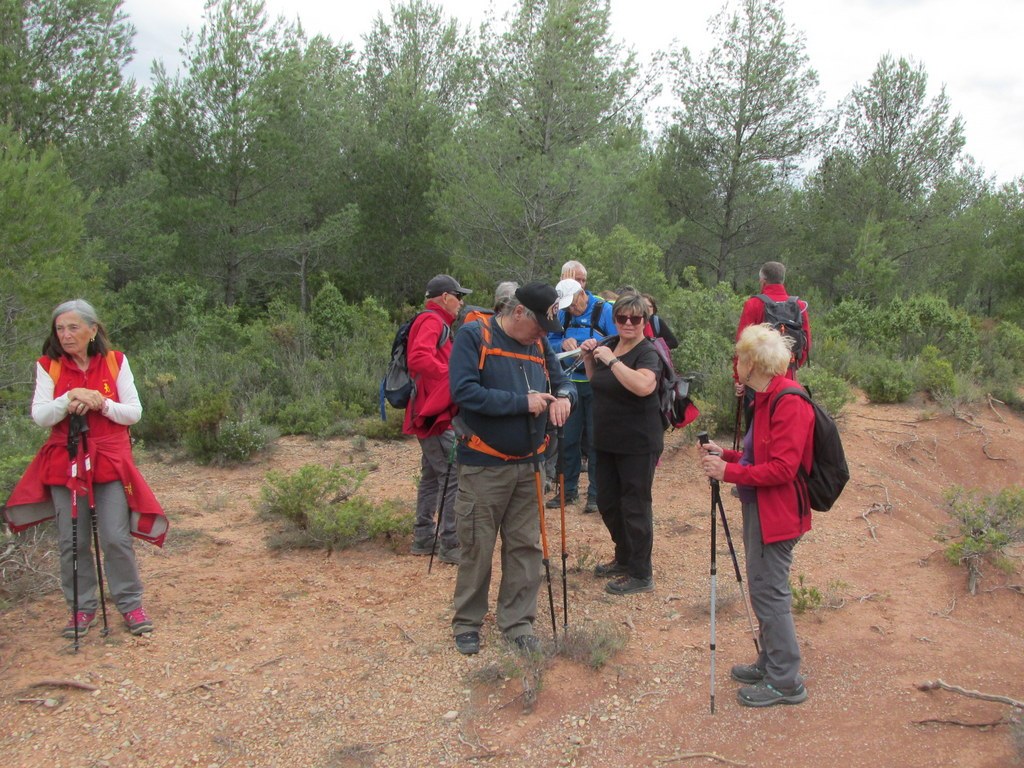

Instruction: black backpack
[379,312,450,419]
[648,338,699,430]
[770,387,849,512]
[757,294,807,368]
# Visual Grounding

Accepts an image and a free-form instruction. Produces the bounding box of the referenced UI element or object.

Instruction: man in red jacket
[406,274,472,563]
[734,261,811,396]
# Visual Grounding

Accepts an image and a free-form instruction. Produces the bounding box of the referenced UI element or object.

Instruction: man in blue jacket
[448,283,576,655]
[547,261,614,514]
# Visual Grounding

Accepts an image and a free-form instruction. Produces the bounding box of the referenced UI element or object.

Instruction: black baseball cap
[425,274,472,298]
[515,282,562,334]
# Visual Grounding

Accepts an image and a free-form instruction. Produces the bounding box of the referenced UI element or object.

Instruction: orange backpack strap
[477,316,549,383]
[45,351,121,386]
[105,350,121,380]
[46,358,62,385]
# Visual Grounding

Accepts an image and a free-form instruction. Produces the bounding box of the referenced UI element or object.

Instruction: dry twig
[987,395,1006,423]
[251,655,285,670]
[656,752,747,766]
[176,679,226,695]
[28,679,98,692]
[984,584,1024,595]
[916,679,1024,709]
[913,717,1012,729]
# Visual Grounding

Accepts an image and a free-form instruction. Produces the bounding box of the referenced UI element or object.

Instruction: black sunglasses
[614,314,644,326]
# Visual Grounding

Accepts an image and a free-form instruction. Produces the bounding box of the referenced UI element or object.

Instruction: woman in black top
[580,290,663,595]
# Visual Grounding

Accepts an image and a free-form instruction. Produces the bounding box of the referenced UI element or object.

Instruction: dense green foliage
[1,0,1023,488]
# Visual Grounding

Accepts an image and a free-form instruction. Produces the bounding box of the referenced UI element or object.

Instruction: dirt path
[2,397,1023,767]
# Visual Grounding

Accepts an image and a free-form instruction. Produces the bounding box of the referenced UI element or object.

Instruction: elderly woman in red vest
[4,299,167,639]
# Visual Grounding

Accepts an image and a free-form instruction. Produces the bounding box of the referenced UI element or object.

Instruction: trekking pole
[557,424,568,632]
[66,415,89,652]
[523,369,558,643]
[713,480,759,655]
[702,435,718,715]
[733,394,743,452]
[79,425,109,637]
[427,435,458,575]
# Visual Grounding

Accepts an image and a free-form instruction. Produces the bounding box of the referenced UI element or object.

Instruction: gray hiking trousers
[742,500,803,690]
[52,482,144,615]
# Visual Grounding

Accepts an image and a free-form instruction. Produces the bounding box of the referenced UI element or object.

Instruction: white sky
[121,0,1024,186]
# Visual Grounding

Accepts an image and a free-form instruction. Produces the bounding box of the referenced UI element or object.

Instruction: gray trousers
[52,482,144,615]
[414,430,459,548]
[742,501,802,689]
[451,462,541,641]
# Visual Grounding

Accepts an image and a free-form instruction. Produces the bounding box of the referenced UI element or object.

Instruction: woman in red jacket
[4,300,167,639]
[698,323,814,708]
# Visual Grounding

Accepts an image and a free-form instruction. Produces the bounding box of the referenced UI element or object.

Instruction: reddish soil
[2,395,1023,768]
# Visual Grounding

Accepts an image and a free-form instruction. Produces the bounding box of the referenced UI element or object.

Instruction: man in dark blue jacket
[448,283,575,656]
[547,261,614,514]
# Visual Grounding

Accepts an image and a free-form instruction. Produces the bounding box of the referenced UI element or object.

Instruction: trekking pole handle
[697,431,721,456]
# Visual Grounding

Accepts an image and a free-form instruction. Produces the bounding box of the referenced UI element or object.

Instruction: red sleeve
[406,313,448,379]
[721,394,813,487]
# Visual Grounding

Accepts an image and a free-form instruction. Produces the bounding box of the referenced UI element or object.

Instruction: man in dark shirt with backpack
[734,261,811,396]
[448,283,575,655]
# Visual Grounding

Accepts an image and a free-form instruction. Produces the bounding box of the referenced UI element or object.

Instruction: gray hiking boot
[730,663,765,685]
[737,681,807,707]
[605,575,655,595]
[410,537,437,555]
[438,543,462,565]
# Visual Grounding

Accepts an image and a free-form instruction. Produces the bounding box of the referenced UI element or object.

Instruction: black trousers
[594,449,660,580]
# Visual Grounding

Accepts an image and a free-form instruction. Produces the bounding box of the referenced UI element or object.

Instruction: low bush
[858,357,912,403]
[798,366,853,418]
[943,486,1024,595]
[913,345,957,398]
[558,620,629,669]
[261,463,410,550]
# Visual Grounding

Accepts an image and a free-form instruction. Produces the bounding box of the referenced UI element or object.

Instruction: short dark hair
[759,261,786,284]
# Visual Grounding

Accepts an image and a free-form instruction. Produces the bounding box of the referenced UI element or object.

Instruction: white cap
[555,278,583,309]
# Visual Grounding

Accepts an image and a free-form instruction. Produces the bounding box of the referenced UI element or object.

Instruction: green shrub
[275,397,336,437]
[858,357,912,403]
[215,420,270,463]
[914,345,957,398]
[558,620,629,669]
[791,574,823,614]
[943,486,1024,595]
[0,412,43,499]
[798,366,853,418]
[261,463,411,550]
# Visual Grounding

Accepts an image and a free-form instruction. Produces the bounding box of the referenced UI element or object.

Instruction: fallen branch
[656,752,747,766]
[913,717,1012,729]
[987,395,1006,423]
[28,679,98,692]
[860,507,880,540]
[984,584,1024,595]
[916,679,1024,709]
[980,439,1007,461]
